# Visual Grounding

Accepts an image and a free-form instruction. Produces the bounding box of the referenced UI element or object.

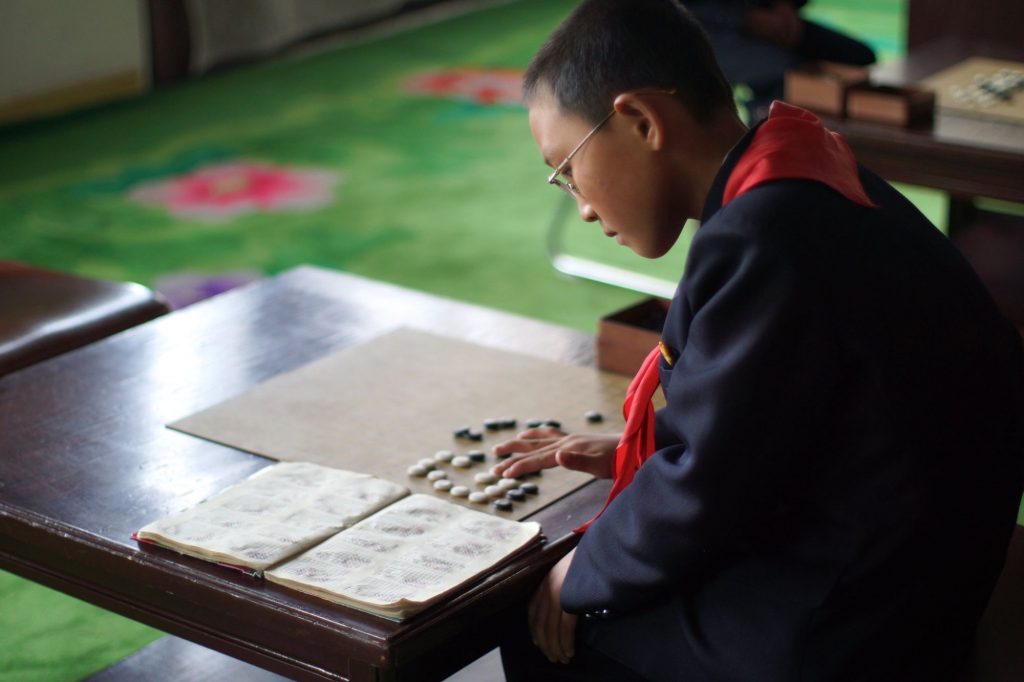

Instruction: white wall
[0,0,147,119]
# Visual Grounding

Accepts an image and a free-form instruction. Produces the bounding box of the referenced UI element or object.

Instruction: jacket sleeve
[686,0,748,31]
[688,0,807,31]
[562,211,837,614]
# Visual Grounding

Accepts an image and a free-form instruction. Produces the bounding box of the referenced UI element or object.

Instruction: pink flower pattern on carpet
[128,162,341,220]
[404,68,524,106]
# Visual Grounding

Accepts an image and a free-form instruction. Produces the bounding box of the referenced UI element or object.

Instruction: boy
[493,1,1024,680]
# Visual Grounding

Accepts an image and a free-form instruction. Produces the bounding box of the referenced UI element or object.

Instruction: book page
[136,462,408,571]
[265,494,541,619]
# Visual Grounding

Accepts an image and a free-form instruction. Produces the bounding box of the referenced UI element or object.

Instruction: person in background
[689,0,876,119]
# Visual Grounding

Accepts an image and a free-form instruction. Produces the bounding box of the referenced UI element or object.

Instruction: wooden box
[846,84,936,126]
[596,297,670,376]
[784,61,870,116]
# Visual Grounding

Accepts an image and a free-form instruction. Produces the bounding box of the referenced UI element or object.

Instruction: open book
[135,462,542,620]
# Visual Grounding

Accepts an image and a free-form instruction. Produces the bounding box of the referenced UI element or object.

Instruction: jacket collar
[701,101,876,223]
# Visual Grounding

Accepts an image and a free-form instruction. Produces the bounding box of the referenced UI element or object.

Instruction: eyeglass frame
[547,88,678,198]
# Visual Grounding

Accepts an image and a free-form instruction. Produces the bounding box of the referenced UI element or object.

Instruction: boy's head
[522,0,734,126]
[524,0,743,258]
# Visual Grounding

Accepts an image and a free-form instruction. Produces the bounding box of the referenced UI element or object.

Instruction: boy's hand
[529,548,578,664]
[491,429,619,479]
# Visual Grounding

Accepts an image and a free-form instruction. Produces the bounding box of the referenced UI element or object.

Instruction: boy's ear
[612,92,666,151]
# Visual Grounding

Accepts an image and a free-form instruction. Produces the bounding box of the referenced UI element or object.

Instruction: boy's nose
[578,200,598,222]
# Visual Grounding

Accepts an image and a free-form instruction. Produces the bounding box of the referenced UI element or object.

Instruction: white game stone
[407,464,428,477]
[433,479,454,491]
[484,485,504,498]
[434,449,455,462]
[474,472,498,484]
[450,485,470,497]
[469,491,489,504]
[452,455,472,468]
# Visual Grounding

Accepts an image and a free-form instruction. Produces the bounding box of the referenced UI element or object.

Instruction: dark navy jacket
[562,125,1024,681]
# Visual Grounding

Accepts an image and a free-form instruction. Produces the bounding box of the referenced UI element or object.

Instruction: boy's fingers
[558,611,578,663]
[555,449,611,477]
[528,550,578,664]
[543,606,566,664]
[492,436,550,456]
[490,430,563,456]
[527,585,540,641]
[496,450,558,478]
[553,449,588,472]
[529,582,556,661]
[516,426,565,439]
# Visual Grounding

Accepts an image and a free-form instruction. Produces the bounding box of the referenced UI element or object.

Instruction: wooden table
[823,39,1024,228]
[0,265,610,681]
[821,39,1024,328]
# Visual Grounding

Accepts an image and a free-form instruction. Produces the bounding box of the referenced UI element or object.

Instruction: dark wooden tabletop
[0,265,612,681]
[822,39,1024,206]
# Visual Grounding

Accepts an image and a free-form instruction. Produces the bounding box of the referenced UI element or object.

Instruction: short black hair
[523,0,734,124]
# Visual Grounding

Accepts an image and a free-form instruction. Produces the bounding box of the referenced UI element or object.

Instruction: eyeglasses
[547,111,615,198]
[547,89,677,198]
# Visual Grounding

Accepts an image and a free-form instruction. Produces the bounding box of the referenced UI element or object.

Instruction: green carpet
[0,1,1012,679]
[0,572,162,681]
[0,0,923,332]
[0,0,653,331]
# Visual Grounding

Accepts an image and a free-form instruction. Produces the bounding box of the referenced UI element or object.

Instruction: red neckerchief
[723,101,877,208]
[575,102,875,534]
[576,346,663,532]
